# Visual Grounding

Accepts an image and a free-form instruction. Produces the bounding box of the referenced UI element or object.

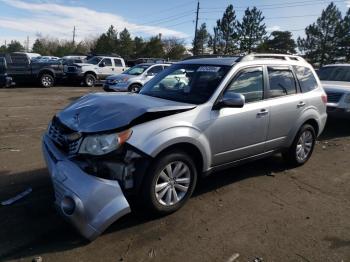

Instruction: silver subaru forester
[42,54,327,240]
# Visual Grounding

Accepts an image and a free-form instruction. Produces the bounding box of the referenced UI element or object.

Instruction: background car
[103,63,170,93]
[0,57,14,88]
[318,64,350,118]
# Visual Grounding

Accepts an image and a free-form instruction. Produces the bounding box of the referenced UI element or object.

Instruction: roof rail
[241,53,305,62]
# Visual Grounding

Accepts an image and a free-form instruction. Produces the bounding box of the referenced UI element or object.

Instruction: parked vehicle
[0,52,64,87]
[103,63,171,92]
[126,58,167,67]
[32,56,60,63]
[0,57,14,88]
[318,64,350,118]
[42,54,327,240]
[64,56,126,87]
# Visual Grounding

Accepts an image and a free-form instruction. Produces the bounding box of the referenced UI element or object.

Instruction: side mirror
[214,92,245,109]
[99,62,106,67]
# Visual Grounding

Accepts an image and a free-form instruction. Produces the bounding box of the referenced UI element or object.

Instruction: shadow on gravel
[319,117,350,141]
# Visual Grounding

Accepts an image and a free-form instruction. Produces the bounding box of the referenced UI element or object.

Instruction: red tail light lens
[321,94,327,104]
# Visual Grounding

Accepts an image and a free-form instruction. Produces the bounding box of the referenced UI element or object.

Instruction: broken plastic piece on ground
[1,187,32,206]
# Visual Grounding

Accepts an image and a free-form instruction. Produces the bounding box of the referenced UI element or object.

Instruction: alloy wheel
[296,130,314,162]
[154,161,191,206]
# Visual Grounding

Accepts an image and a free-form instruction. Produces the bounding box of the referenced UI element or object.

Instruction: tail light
[321,94,327,104]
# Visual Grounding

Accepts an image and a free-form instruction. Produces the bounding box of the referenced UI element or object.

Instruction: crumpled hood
[56,93,196,133]
[322,81,350,93]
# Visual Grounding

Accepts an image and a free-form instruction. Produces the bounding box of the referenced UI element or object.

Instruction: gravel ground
[0,87,349,262]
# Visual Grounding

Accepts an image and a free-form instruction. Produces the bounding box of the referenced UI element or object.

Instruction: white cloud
[346,0,350,7]
[266,25,281,32]
[0,0,188,42]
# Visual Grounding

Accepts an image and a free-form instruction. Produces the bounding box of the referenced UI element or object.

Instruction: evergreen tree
[237,7,266,53]
[118,28,134,59]
[192,23,209,55]
[259,31,296,54]
[93,25,119,54]
[6,40,24,53]
[338,8,350,62]
[133,36,145,58]
[219,5,238,54]
[298,2,342,66]
[142,36,165,58]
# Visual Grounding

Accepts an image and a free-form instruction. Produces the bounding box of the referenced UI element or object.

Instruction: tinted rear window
[318,66,350,82]
[293,66,318,92]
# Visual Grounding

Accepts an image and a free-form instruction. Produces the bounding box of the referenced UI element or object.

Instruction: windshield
[87,57,102,65]
[123,65,150,75]
[318,66,350,82]
[140,64,231,104]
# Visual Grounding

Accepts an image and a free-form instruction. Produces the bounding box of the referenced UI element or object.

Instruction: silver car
[42,54,327,240]
[103,63,171,93]
[318,64,350,118]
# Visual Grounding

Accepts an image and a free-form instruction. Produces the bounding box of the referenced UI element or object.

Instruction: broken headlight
[79,129,132,156]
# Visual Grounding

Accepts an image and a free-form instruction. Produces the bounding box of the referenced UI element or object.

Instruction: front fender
[131,126,212,172]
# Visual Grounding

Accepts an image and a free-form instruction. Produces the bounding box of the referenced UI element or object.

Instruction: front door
[209,66,270,166]
[98,58,114,79]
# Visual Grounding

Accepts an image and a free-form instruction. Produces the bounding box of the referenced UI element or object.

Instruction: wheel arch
[84,71,97,78]
[38,69,55,78]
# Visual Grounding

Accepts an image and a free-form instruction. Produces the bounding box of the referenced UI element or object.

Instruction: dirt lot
[0,87,349,262]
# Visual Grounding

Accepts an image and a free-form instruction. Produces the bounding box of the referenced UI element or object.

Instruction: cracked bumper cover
[42,135,131,240]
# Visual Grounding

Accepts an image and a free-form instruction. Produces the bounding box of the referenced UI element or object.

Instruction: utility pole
[26,36,29,52]
[193,0,200,55]
[72,26,76,45]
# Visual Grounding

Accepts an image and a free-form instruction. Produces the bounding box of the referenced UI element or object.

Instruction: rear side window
[226,67,264,103]
[114,59,123,67]
[268,66,297,98]
[293,66,318,92]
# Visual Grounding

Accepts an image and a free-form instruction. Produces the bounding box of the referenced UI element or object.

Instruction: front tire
[141,151,198,215]
[129,84,141,93]
[283,124,316,166]
[40,74,54,88]
[85,74,96,87]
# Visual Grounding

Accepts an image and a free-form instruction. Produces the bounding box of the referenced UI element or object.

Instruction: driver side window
[225,67,264,103]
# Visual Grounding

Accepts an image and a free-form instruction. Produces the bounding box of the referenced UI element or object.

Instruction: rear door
[265,65,306,150]
[113,58,125,74]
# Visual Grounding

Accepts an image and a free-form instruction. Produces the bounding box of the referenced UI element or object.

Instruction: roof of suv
[179,57,240,66]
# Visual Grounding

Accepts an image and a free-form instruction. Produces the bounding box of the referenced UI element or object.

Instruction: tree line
[0,2,349,66]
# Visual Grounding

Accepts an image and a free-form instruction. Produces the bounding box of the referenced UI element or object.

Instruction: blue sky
[0,0,349,48]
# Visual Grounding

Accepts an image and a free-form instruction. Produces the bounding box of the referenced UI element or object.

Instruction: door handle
[257,109,269,117]
[297,101,306,108]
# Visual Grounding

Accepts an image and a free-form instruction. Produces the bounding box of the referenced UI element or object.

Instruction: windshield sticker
[197,66,221,72]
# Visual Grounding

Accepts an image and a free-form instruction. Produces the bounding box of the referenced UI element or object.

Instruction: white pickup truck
[64,56,127,87]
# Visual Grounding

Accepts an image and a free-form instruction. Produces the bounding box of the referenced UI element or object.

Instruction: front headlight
[79,129,132,155]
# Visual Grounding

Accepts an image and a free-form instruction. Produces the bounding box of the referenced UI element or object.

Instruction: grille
[326,91,343,103]
[47,117,82,155]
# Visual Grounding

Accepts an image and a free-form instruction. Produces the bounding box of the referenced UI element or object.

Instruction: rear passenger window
[226,67,264,103]
[293,66,318,92]
[268,67,297,98]
[114,59,123,67]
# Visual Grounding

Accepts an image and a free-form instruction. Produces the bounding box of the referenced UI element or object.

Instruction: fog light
[61,196,76,216]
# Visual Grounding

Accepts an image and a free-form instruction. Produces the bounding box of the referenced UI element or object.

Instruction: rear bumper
[42,135,131,240]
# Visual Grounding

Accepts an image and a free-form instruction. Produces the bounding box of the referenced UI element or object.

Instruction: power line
[200,14,320,21]
[200,0,344,10]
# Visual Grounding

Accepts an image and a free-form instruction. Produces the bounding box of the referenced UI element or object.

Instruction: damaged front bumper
[42,135,131,240]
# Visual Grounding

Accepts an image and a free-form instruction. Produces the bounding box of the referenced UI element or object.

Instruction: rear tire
[40,74,54,88]
[85,74,96,87]
[141,150,197,216]
[283,124,316,166]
